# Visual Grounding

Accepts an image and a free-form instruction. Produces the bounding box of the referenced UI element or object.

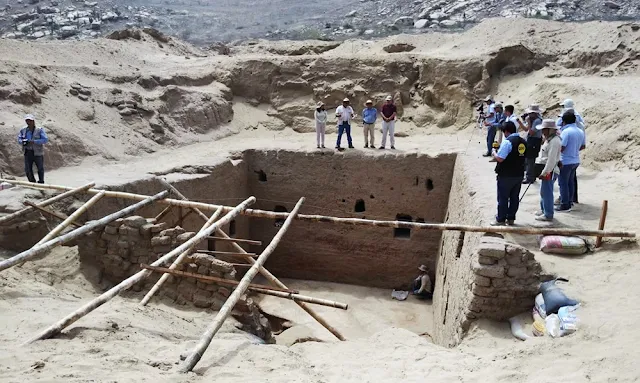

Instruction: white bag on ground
[539,235,588,255]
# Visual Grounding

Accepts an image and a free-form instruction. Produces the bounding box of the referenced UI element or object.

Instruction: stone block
[107,247,118,255]
[97,239,107,248]
[116,240,129,249]
[478,256,497,265]
[477,242,506,259]
[472,283,497,298]
[159,227,185,237]
[472,260,504,278]
[190,253,214,268]
[150,223,167,233]
[176,232,195,243]
[101,232,119,242]
[224,270,237,280]
[211,258,234,274]
[506,254,524,265]
[186,263,198,274]
[140,223,154,239]
[475,275,492,287]
[117,248,130,257]
[151,236,171,246]
[132,246,149,257]
[507,266,527,278]
[197,265,208,275]
[505,243,525,256]
[104,226,118,235]
[498,291,515,299]
[218,287,231,298]
[153,245,172,254]
[118,226,138,236]
[107,218,124,227]
[138,256,149,265]
[123,216,147,228]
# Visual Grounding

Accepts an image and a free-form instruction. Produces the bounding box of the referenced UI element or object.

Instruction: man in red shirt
[380,95,397,149]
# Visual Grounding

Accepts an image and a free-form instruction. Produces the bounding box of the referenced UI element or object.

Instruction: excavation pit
[0,150,544,347]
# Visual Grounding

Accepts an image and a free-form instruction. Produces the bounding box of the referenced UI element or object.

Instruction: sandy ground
[2,17,640,383]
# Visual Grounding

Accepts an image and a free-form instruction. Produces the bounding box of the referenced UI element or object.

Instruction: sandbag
[539,279,579,316]
[539,235,588,255]
[534,293,546,319]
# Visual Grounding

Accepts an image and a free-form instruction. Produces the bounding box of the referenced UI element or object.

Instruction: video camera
[22,139,29,147]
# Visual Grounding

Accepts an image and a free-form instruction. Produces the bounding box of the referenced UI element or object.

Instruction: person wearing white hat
[533,119,562,222]
[412,264,432,299]
[361,99,377,148]
[17,114,49,184]
[314,101,327,149]
[379,95,397,149]
[520,104,544,184]
[335,98,355,150]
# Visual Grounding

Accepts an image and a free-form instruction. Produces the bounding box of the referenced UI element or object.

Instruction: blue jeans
[539,176,555,219]
[24,150,45,183]
[558,163,579,209]
[496,176,522,222]
[486,125,496,154]
[336,122,352,148]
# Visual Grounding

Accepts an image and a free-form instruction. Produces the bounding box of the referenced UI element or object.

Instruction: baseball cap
[24,114,35,121]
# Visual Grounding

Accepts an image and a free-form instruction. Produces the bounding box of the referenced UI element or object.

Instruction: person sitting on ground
[412,265,432,299]
[491,121,527,226]
[314,101,327,149]
[380,95,397,150]
[362,100,377,148]
[556,98,585,205]
[556,110,585,213]
[335,98,356,150]
[534,119,562,222]
[484,102,505,159]
[518,104,544,185]
[17,114,49,184]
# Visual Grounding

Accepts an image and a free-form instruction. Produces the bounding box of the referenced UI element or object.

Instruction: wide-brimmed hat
[365,99,373,105]
[418,265,428,272]
[485,95,492,101]
[24,114,35,121]
[385,95,393,101]
[316,101,325,108]
[525,104,544,114]
[343,98,350,102]
[560,98,575,109]
[536,119,559,131]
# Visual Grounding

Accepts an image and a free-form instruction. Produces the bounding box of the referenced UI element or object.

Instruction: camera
[22,139,29,146]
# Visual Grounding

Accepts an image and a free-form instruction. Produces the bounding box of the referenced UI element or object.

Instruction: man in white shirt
[335,97,356,150]
[412,265,432,300]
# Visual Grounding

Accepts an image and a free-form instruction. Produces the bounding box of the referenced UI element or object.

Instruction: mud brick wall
[0,213,49,252]
[77,215,237,309]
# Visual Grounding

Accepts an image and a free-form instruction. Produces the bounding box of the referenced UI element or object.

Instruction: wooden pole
[596,200,609,248]
[160,180,347,341]
[4,179,634,238]
[141,264,346,308]
[198,250,257,257]
[0,191,168,273]
[206,236,262,246]
[180,197,305,373]
[152,205,173,223]
[0,182,95,225]
[141,264,300,294]
[139,206,224,306]
[37,191,106,245]
[23,201,81,228]
[25,197,256,343]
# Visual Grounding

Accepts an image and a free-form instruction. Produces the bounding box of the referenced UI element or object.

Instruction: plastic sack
[546,314,562,338]
[0,182,14,191]
[534,294,547,319]
[508,315,530,341]
[558,305,580,334]
[532,307,546,336]
[540,279,579,316]
[391,290,409,301]
[539,235,588,255]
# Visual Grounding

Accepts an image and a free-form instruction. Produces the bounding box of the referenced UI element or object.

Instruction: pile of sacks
[531,279,580,338]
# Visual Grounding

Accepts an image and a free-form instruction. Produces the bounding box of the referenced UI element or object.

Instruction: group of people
[483,96,586,226]
[314,96,398,150]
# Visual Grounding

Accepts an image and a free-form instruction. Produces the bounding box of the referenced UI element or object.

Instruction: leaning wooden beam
[5,179,634,238]
[0,191,168,273]
[160,180,346,341]
[198,250,257,257]
[141,264,299,294]
[23,201,81,228]
[139,206,224,306]
[0,182,95,225]
[152,205,174,223]
[205,236,262,246]
[25,197,256,344]
[141,264,345,308]
[36,191,106,245]
[180,197,305,373]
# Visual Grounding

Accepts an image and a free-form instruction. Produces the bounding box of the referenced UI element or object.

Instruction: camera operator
[483,101,504,158]
[518,104,543,184]
[17,114,49,184]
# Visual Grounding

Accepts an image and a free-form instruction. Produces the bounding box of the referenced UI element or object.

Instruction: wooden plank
[37,191,105,245]
[596,200,609,248]
[198,250,257,257]
[23,201,81,228]
[206,236,262,246]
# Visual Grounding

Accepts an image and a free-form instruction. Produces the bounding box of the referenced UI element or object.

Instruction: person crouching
[491,121,527,226]
[534,119,562,222]
[412,265,432,300]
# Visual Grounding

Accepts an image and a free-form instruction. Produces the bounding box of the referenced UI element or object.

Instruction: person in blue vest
[17,114,49,184]
[491,121,527,226]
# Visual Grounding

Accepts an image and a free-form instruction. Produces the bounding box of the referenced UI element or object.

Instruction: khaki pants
[363,123,375,146]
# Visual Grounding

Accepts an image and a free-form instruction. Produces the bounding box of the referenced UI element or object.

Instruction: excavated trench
[0,149,543,346]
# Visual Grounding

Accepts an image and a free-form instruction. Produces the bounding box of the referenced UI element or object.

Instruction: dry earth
[1,18,640,382]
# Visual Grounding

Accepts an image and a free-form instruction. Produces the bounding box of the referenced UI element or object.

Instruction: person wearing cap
[335,98,356,150]
[534,119,562,221]
[483,102,504,158]
[379,95,397,149]
[556,98,585,205]
[314,101,328,149]
[17,114,49,184]
[361,99,377,148]
[519,104,544,184]
[484,95,496,124]
[491,121,527,226]
[556,110,585,212]
[412,265,432,299]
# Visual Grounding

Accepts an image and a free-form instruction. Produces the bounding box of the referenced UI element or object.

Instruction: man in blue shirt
[483,102,504,158]
[556,111,585,212]
[17,114,49,184]
[491,121,527,226]
[556,98,586,205]
[361,100,377,148]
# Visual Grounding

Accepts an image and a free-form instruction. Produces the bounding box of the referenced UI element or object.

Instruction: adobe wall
[0,212,49,252]
[244,150,456,289]
[432,157,543,347]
